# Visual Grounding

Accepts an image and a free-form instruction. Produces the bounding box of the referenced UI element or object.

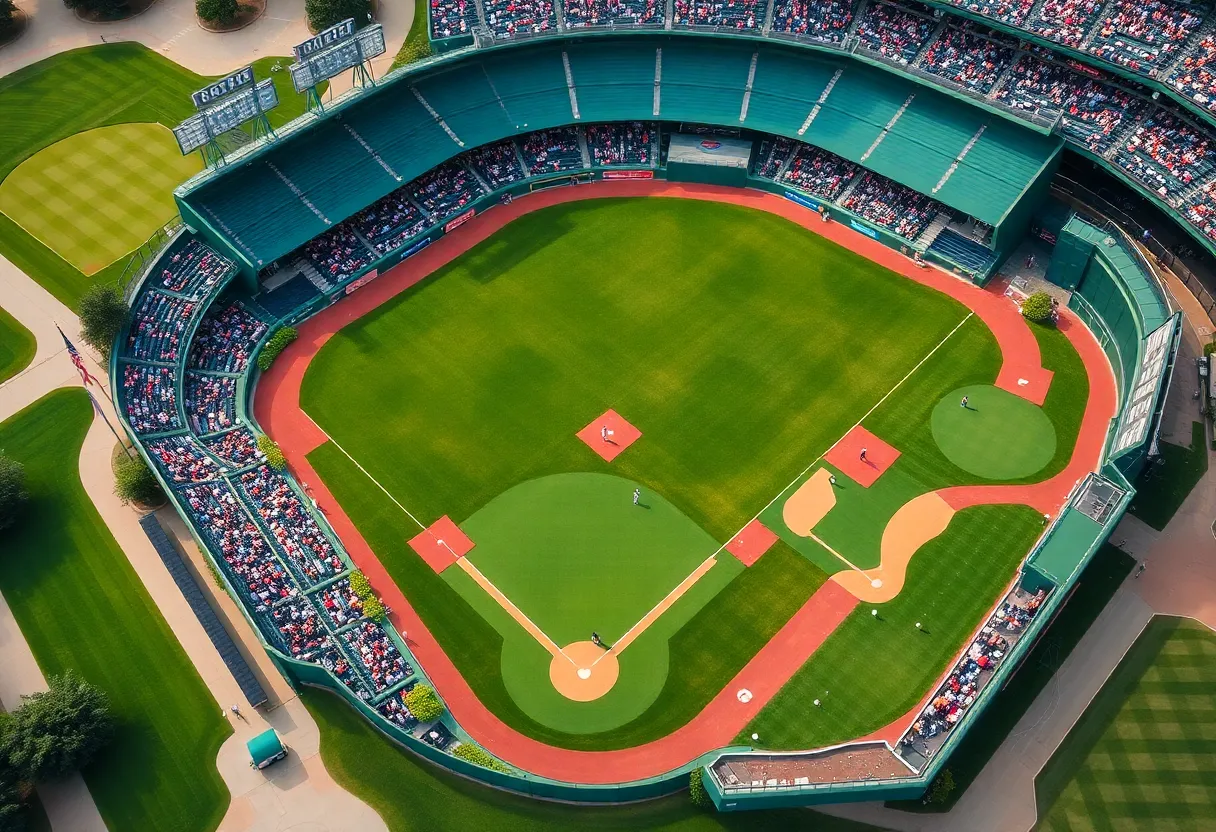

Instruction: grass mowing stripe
[0,389,230,831]
[0,303,36,383]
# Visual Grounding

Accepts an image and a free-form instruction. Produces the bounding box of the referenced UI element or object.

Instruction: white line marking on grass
[808,532,873,579]
[457,558,574,665]
[304,413,427,531]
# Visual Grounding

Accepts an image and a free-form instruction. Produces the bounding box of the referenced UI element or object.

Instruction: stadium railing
[119,218,185,305]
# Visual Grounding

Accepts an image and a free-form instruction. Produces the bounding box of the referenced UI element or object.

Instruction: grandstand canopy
[177,32,1063,270]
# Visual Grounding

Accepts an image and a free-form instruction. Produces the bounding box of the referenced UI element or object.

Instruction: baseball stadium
[11,0,1213,820]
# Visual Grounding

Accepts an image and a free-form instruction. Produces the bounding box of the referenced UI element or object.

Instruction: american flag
[58,326,97,386]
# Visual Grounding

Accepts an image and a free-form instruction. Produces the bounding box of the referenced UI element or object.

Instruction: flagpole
[87,389,136,460]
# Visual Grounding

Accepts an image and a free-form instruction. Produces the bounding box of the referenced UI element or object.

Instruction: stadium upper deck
[178,33,1060,271]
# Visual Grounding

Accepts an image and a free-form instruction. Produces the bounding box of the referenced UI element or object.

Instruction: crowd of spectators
[409,162,486,220]
[991,587,1047,631]
[122,364,181,434]
[920,26,1016,94]
[304,225,372,281]
[995,56,1151,152]
[466,140,526,188]
[519,128,585,174]
[778,144,860,199]
[422,722,455,749]
[204,427,261,467]
[484,0,555,35]
[145,435,224,485]
[1184,181,1216,241]
[319,577,365,628]
[753,137,795,178]
[155,240,233,299]
[1116,111,1216,199]
[376,688,418,730]
[353,190,430,256]
[184,372,236,435]
[673,0,762,29]
[342,621,412,693]
[127,290,197,364]
[188,303,267,373]
[586,122,654,166]
[183,481,296,609]
[271,597,328,658]
[1087,0,1204,72]
[238,467,344,587]
[1169,35,1216,112]
[1027,0,1107,48]
[855,1,937,63]
[770,0,855,42]
[430,0,479,39]
[564,0,663,26]
[841,172,942,240]
[943,0,1032,27]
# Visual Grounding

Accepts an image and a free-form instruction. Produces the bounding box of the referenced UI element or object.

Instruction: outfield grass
[0,303,35,383]
[0,45,317,307]
[1128,421,1209,530]
[1035,616,1216,831]
[301,687,883,831]
[0,389,230,831]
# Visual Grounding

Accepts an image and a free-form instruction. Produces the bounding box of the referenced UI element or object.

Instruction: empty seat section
[802,68,909,161]
[865,96,977,195]
[659,43,750,123]
[413,64,517,147]
[937,122,1057,224]
[744,51,837,134]
[567,44,657,122]
[479,51,574,131]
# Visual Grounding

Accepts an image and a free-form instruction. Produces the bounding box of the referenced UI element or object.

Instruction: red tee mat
[253,181,1118,784]
[725,519,779,566]
[576,409,642,462]
[824,426,901,488]
[407,516,473,574]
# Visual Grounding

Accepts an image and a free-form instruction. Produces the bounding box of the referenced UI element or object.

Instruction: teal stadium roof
[178,33,1062,268]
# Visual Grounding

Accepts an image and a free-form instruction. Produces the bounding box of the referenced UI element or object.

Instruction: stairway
[577,127,592,168]
[295,258,332,293]
[1103,107,1150,160]
[914,212,952,250]
[562,51,581,120]
[914,18,948,67]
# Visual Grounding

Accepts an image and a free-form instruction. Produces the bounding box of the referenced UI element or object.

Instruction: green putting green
[0,123,200,275]
[446,473,741,733]
[930,384,1056,480]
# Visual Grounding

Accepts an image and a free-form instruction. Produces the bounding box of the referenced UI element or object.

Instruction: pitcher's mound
[550,641,620,701]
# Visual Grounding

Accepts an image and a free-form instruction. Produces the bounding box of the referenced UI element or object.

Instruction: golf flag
[58,326,97,386]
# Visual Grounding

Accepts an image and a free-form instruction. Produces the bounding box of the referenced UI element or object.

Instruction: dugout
[665,134,751,188]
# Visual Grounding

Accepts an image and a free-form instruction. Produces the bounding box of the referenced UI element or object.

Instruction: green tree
[362,595,385,622]
[256,434,286,471]
[304,0,370,32]
[0,455,28,533]
[1020,291,1054,324]
[61,0,127,20]
[196,0,238,23]
[77,284,127,359]
[2,671,115,782]
[403,684,444,723]
[0,0,17,35]
[688,768,712,807]
[925,768,956,805]
[114,453,164,507]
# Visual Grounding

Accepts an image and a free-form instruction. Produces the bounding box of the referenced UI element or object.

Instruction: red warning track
[255,181,1116,784]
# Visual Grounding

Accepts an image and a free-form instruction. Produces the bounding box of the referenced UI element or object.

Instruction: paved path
[0,257,384,831]
[0,0,409,81]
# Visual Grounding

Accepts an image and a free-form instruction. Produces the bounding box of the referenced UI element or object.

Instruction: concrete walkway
[0,0,410,82]
[0,256,384,831]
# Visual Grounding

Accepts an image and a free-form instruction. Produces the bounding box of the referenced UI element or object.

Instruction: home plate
[577,668,591,679]
[737,688,753,703]
[871,579,883,588]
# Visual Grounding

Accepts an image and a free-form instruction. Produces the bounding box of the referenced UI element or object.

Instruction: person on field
[592,632,602,647]
[859,447,867,462]
[632,487,641,506]
[960,395,969,408]
[601,425,610,443]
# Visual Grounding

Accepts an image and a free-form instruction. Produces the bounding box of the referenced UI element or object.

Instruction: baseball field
[295,196,1089,753]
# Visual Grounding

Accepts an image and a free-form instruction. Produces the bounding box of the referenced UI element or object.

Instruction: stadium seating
[484,0,557,35]
[127,290,197,364]
[184,372,236,435]
[305,225,374,281]
[1026,0,1106,48]
[466,140,527,189]
[564,0,662,26]
[566,42,659,120]
[769,0,855,42]
[585,122,655,165]
[1185,182,1216,241]
[122,364,181,435]
[238,467,345,588]
[1115,111,1216,199]
[409,162,488,220]
[144,435,225,485]
[1087,0,1204,72]
[778,144,860,199]
[674,0,762,28]
[319,577,365,628]
[353,189,431,256]
[271,596,329,658]
[943,0,1033,26]
[376,688,419,730]
[204,427,262,467]
[430,0,479,39]
[155,239,234,299]
[342,621,413,694]
[519,127,586,174]
[752,137,795,178]
[841,171,943,240]
[188,303,267,374]
[855,1,938,64]
[920,26,1017,94]
[1169,35,1216,112]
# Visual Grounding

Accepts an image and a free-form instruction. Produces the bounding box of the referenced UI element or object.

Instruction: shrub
[1203,341,1216,356]
[689,768,711,807]
[256,434,287,471]
[114,452,164,506]
[925,768,956,805]
[62,0,127,18]
[256,327,297,372]
[362,595,386,621]
[305,0,369,32]
[196,0,238,23]
[0,0,17,34]
[77,284,127,359]
[349,570,372,599]
[2,670,114,781]
[1020,291,1054,324]
[0,455,28,533]
[403,684,444,722]
[451,742,511,773]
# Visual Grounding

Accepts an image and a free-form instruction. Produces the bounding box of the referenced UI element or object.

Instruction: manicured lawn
[0,389,230,831]
[302,687,883,831]
[1035,616,1216,831]
[0,45,317,307]
[0,303,35,383]
[887,543,1135,812]
[1128,421,1209,530]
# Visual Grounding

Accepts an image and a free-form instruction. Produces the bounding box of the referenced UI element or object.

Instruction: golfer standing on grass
[633,487,641,506]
